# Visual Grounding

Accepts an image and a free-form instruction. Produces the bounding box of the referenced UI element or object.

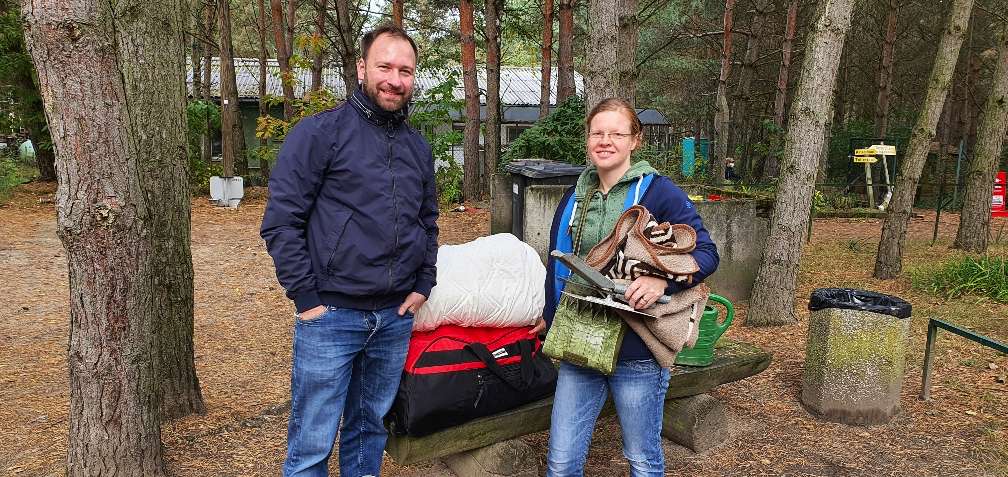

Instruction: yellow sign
[855,148,877,156]
[871,144,897,155]
[854,155,878,163]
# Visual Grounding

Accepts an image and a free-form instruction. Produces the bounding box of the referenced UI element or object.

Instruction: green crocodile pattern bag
[542,189,627,375]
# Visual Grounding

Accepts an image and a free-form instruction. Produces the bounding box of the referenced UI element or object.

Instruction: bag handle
[464,340,536,390]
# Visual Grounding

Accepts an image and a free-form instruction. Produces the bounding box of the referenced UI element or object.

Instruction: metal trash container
[801,288,912,425]
[504,160,584,240]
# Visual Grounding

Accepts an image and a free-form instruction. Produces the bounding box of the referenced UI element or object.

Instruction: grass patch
[911,256,1008,303]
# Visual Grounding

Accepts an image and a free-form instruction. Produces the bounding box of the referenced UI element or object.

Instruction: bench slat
[385,340,771,465]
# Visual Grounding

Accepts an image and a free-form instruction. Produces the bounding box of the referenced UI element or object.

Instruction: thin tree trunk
[557,0,576,102]
[286,0,297,59]
[733,1,768,167]
[766,0,798,180]
[874,0,899,137]
[460,0,481,201]
[202,0,214,165]
[874,0,974,279]
[392,0,403,26]
[773,0,798,129]
[334,0,357,96]
[540,0,555,119]
[271,0,295,118]
[218,0,246,177]
[585,0,638,110]
[747,0,856,327]
[257,0,273,180]
[953,23,1008,253]
[485,0,502,198]
[311,0,328,92]
[23,0,193,472]
[713,0,735,184]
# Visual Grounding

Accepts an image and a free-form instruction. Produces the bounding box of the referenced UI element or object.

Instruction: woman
[536,98,719,476]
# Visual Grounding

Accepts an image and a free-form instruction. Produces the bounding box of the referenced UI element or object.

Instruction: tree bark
[257,0,273,180]
[873,0,974,279]
[286,0,297,60]
[713,0,735,184]
[22,0,194,472]
[392,0,403,26]
[584,0,638,110]
[218,0,246,177]
[747,0,856,327]
[333,0,358,96]
[557,0,576,102]
[271,0,295,118]
[310,0,328,92]
[732,1,768,170]
[485,0,502,199]
[202,0,215,164]
[540,0,555,119]
[460,0,481,201]
[953,23,1008,253]
[874,0,899,137]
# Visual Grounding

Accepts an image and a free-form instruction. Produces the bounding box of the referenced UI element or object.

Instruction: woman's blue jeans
[547,359,671,477]
[282,306,413,477]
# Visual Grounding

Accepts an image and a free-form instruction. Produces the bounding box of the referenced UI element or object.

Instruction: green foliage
[500,96,587,170]
[186,100,222,194]
[255,88,339,183]
[0,148,22,203]
[1,1,52,158]
[411,72,465,204]
[912,256,1008,303]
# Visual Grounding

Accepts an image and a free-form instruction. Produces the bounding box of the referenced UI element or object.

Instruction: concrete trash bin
[504,160,584,240]
[801,288,912,425]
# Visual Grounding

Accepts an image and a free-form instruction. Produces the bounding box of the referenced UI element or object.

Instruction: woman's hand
[624,275,668,310]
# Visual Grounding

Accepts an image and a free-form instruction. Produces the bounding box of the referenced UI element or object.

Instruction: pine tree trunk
[257,0,272,180]
[311,0,328,92]
[485,0,502,199]
[874,0,974,279]
[953,23,1008,253]
[286,0,297,59]
[557,0,576,102]
[713,0,735,184]
[270,0,295,119]
[22,0,194,472]
[732,1,767,167]
[201,1,214,165]
[218,0,245,177]
[747,0,856,327]
[334,0,357,96]
[585,0,638,110]
[874,0,899,137]
[766,0,798,180]
[460,0,481,201]
[540,0,554,119]
[29,128,56,181]
[392,0,404,26]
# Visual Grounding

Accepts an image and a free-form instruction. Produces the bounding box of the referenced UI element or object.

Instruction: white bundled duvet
[414,233,546,331]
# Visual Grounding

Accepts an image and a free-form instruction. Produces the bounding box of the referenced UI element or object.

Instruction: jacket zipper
[385,123,399,294]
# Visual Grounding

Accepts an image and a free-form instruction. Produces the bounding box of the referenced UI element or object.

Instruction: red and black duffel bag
[386,324,557,437]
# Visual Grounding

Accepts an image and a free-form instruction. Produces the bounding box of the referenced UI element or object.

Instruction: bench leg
[441,438,539,477]
[661,393,727,452]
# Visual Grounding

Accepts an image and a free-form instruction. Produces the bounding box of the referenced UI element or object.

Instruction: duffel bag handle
[464,340,536,391]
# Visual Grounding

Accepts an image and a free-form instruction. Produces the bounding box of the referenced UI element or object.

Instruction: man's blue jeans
[283,306,412,477]
[546,359,671,477]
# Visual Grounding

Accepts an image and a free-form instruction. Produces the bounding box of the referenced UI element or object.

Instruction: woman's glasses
[588,131,634,142]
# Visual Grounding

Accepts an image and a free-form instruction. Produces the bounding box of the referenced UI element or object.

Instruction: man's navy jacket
[261,88,439,313]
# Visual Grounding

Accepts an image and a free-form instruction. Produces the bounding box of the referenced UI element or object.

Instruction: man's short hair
[360,24,419,61]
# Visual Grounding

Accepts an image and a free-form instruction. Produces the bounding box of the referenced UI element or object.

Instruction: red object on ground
[993,171,1008,218]
[707,194,723,201]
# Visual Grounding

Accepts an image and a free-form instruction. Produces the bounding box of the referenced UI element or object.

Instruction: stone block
[490,173,512,235]
[693,200,770,303]
[523,185,569,263]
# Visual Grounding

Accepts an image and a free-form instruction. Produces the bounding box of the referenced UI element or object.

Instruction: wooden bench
[386,340,771,474]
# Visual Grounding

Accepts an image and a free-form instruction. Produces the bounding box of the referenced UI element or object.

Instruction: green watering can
[674,294,734,367]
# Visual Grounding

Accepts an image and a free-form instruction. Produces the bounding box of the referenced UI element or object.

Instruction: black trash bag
[808,288,912,319]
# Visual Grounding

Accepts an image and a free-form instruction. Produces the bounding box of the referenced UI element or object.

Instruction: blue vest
[551,174,655,307]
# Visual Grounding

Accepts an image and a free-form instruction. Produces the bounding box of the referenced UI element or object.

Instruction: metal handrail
[920,318,1008,401]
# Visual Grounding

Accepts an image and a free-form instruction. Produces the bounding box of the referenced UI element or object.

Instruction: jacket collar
[349,86,409,127]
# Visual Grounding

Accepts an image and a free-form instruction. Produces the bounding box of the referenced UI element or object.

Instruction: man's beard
[362,75,412,112]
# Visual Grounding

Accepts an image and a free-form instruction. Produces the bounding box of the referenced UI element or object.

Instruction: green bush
[409,72,464,205]
[500,96,587,170]
[0,149,21,203]
[912,256,1008,303]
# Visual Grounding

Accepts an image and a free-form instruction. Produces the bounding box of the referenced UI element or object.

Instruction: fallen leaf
[989,362,999,370]
[965,410,978,416]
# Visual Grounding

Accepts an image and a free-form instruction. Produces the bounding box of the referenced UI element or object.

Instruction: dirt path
[0,183,1004,476]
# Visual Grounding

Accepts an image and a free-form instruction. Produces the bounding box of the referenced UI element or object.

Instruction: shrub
[912,256,1008,303]
[500,96,586,170]
[0,149,20,203]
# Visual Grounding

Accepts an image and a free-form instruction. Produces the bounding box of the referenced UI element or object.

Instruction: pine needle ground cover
[0,182,1005,476]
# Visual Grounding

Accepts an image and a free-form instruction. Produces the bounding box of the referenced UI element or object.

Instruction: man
[261,24,438,477]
